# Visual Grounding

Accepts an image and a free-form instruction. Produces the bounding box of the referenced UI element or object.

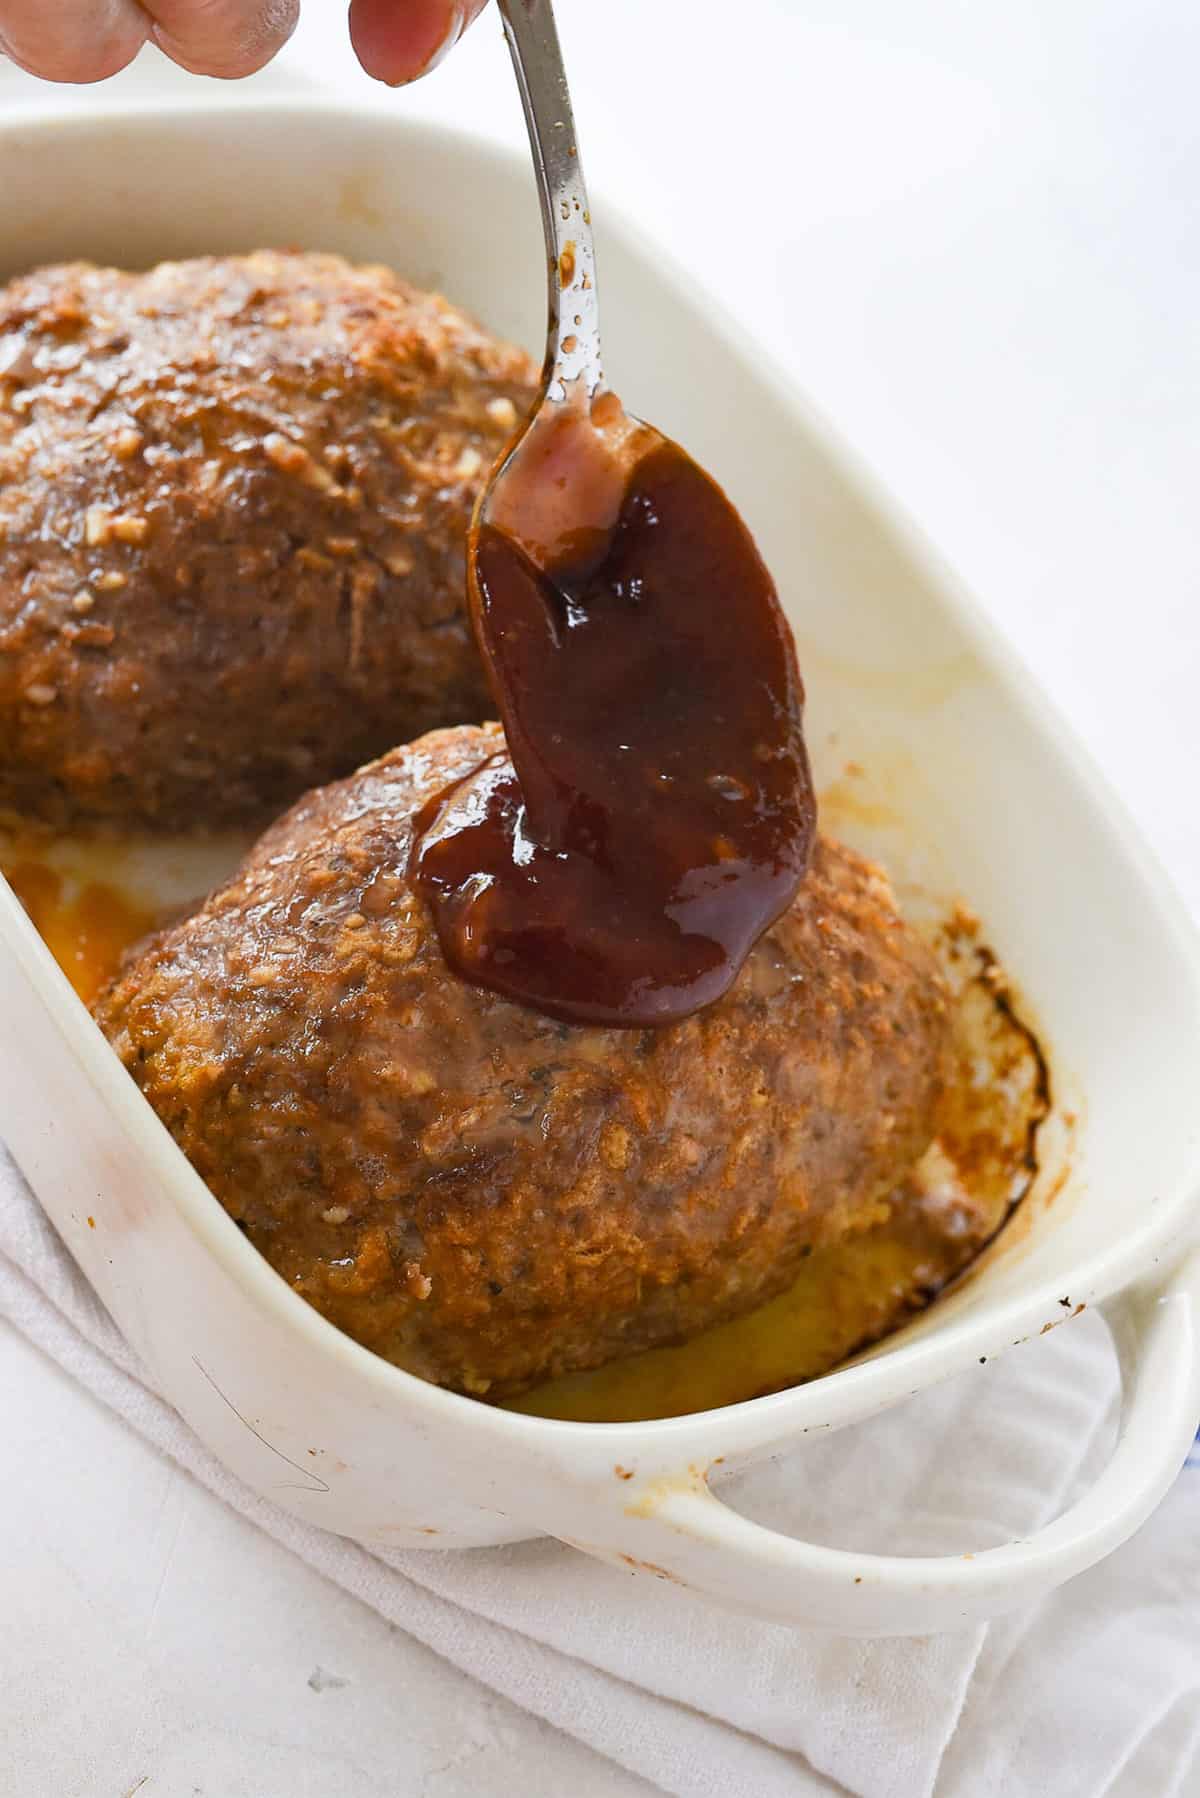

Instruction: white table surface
[3,4,1197,1793]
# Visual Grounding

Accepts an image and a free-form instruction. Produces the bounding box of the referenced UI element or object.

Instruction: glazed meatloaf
[0,251,536,828]
[95,724,952,1399]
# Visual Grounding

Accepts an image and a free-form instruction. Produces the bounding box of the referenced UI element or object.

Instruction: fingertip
[151,30,282,79]
[349,0,467,86]
[0,25,147,84]
[148,0,299,81]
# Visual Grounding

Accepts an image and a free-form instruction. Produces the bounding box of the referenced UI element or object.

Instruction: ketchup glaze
[411,401,816,1027]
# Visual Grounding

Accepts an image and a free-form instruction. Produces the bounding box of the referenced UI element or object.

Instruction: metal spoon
[482,0,645,570]
[498,0,603,408]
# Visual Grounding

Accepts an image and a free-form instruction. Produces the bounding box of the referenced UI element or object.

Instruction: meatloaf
[95,723,952,1398]
[0,251,536,828]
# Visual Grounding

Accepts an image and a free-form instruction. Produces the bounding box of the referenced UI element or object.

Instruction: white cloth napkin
[3,1146,1196,1798]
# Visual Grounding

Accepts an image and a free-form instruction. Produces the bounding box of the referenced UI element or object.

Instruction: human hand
[0,0,489,86]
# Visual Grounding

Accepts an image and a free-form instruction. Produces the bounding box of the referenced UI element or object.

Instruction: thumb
[147,0,299,76]
[349,0,489,86]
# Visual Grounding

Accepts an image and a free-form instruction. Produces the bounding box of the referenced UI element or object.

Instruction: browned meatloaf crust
[95,723,952,1398]
[0,252,536,828]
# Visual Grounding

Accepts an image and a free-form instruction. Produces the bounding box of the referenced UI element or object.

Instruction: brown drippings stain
[336,173,383,228]
[1039,1158,1073,1213]
[817,775,902,833]
[619,1554,684,1584]
[614,1464,634,1481]
[86,1215,95,1229]
[558,241,577,288]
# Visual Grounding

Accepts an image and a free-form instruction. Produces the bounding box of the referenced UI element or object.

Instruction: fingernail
[363,0,466,89]
[419,3,467,77]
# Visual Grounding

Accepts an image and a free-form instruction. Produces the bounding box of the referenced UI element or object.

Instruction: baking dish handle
[593,1249,1200,1633]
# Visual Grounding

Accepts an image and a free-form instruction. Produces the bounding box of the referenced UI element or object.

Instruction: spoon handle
[497,0,604,402]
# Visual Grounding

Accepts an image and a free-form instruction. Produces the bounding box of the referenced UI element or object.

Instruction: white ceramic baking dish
[2,100,1199,1635]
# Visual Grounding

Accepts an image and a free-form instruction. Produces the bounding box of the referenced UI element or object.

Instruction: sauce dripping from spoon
[410,396,816,1027]
[409,0,815,1027]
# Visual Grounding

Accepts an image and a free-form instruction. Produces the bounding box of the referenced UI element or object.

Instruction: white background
[2,2,1197,1792]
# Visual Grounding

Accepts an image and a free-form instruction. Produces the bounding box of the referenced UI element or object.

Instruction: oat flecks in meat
[94,723,952,1400]
[0,251,537,829]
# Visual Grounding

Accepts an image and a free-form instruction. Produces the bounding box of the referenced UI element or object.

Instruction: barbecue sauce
[411,400,816,1027]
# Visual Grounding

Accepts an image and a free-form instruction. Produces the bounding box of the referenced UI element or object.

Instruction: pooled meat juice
[411,396,817,1026]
